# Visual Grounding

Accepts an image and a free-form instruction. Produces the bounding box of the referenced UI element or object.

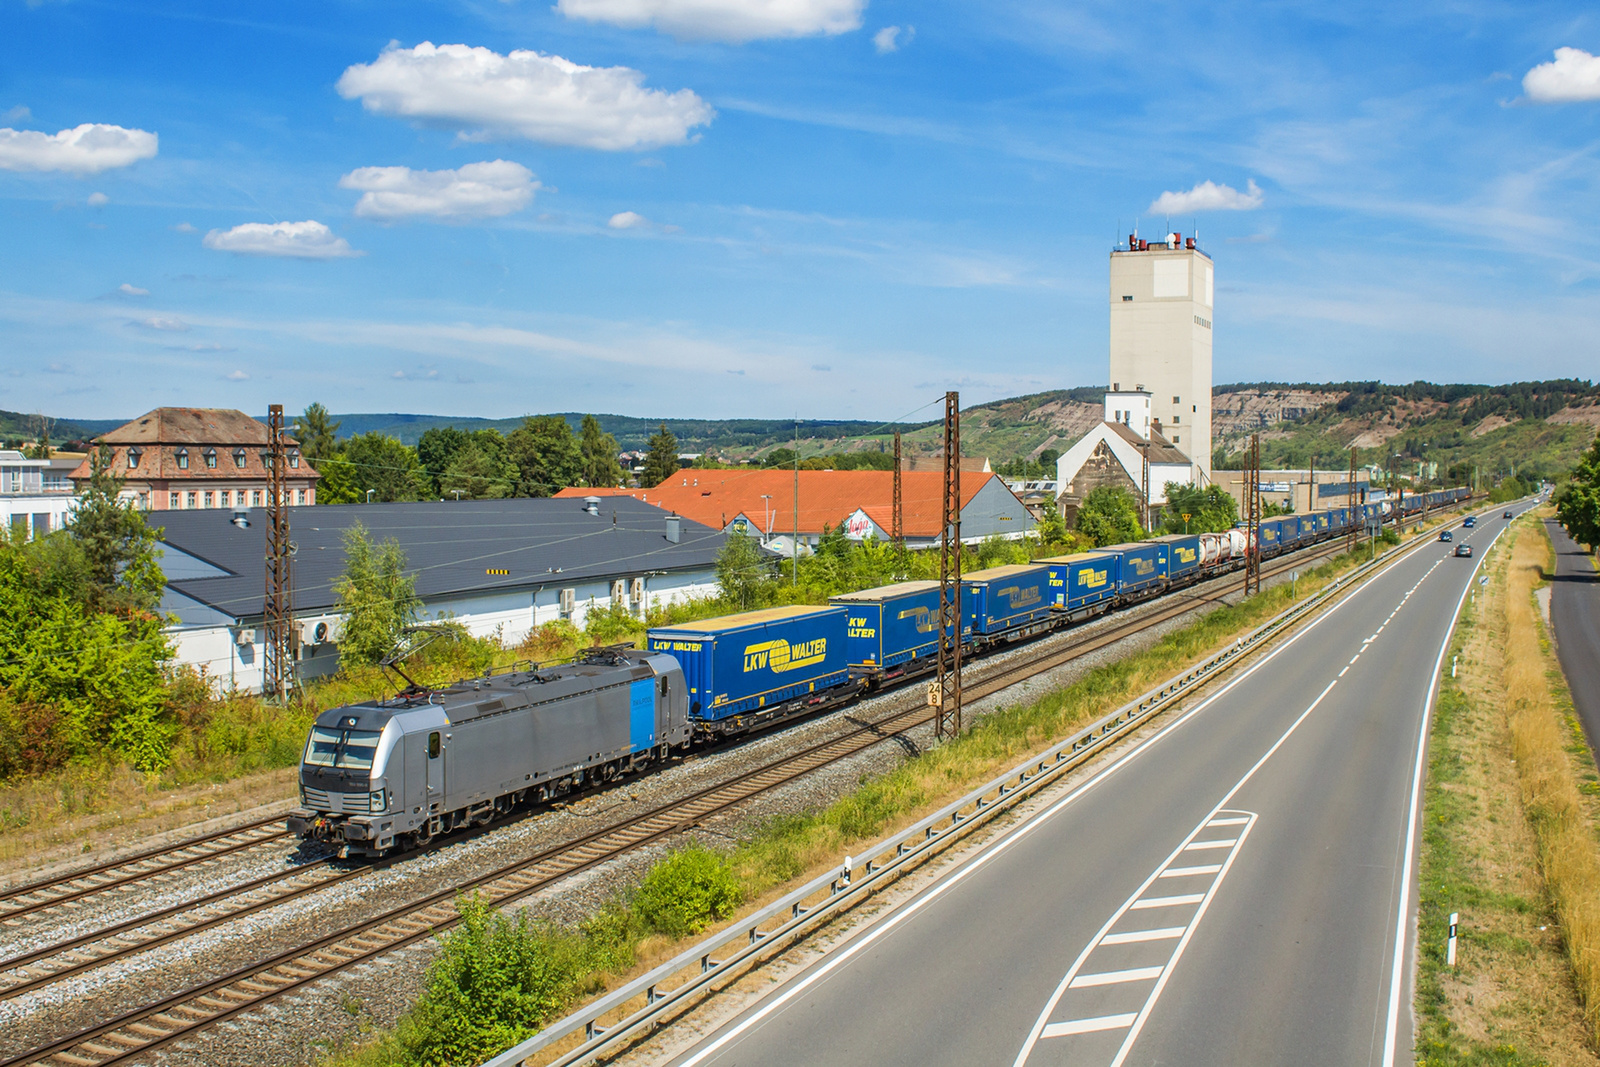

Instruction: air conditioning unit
[559,588,576,618]
[630,577,644,609]
[299,614,344,647]
[234,627,255,647]
[611,579,626,604]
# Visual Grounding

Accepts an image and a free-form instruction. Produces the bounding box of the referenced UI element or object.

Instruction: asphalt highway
[1544,518,1600,759]
[664,508,1525,1067]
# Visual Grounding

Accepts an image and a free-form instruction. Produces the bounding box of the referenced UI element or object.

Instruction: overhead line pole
[892,430,904,550]
[1243,432,1262,598]
[792,417,799,586]
[263,404,296,704]
[1347,446,1359,555]
[934,392,962,741]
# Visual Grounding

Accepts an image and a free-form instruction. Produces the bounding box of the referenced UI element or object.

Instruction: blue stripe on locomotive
[1039,551,1120,612]
[647,605,849,721]
[963,564,1054,634]
[628,678,656,750]
[829,582,949,671]
[1102,542,1166,593]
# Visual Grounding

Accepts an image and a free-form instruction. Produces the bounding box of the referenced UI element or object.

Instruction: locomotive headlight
[369,789,387,813]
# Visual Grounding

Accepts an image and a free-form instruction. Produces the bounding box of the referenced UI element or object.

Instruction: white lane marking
[680,535,1442,1067]
[1070,967,1165,988]
[1100,927,1186,945]
[1350,653,1361,663]
[1041,1015,1138,1038]
[1157,864,1222,878]
[1013,810,1259,1067]
[1131,894,1204,909]
[1339,666,1350,677]
[1379,516,1514,1067]
[1207,817,1249,826]
[1182,839,1237,851]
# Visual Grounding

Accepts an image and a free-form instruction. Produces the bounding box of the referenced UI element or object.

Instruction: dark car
[1439,530,1453,542]
[1455,543,1473,557]
[1463,516,1476,528]
[1503,511,1513,519]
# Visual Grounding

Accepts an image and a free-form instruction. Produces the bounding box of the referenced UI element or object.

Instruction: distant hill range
[11,378,1597,478]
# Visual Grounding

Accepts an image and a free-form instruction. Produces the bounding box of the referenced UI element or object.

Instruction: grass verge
[1415,513,1600,1065]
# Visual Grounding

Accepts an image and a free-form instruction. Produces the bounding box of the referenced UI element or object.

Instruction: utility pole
[892,429,904,550]
[1308,453,1315,515]
[1140,440,1151,532]
[263,404,296,704]
[1244,432,1262,597]
[792,418,799,586]
[1347,446,1359,554]
[934,392,962,741]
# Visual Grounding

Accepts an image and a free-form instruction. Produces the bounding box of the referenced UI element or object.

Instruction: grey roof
[155,497,725,622]
[1106,421,1191,464]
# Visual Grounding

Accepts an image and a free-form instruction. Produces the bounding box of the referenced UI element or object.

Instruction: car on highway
[1439,530,1453,542]
[1455,543,1473,557]
[1504,511,1513,519]
[1463,515,1476,528]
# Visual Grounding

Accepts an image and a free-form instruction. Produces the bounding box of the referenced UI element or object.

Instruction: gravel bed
[5,564,1305,1066]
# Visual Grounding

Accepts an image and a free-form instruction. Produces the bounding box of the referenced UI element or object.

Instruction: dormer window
[127,448,141,470]
[204,448,218,469]
[233,448,247,469]
[176,448,189,470]
[288,450,300,469]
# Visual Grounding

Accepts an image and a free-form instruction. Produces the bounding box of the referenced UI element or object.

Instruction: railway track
[0,534,1371,1066]
[0,817,291,925]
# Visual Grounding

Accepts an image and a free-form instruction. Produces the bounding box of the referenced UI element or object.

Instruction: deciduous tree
[579,415,624,488]
[507,416,584,497]
[1556,432,1600,550]
[1074,485,1144,547]
[333,522,420,668]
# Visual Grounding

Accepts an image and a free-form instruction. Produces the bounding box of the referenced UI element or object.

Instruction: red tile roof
[68,408,316,483]
[561,469,999,538]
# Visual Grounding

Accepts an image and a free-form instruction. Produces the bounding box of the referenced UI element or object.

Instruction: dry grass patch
[1415,515,1600,1065]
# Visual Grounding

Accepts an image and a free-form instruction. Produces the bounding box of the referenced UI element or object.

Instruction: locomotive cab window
[428,731,441,759]
[659,677,669,696]
[304,727,381,770]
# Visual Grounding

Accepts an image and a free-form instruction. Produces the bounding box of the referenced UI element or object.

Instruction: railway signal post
[935,391,962,741]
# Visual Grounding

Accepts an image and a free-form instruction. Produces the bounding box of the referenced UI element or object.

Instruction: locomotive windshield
[304,727,382,770]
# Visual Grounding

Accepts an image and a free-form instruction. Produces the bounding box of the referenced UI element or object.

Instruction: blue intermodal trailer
[829,580,949,678]
[1147,534,1202,581]
[647,605,850,733]
[1039,551,1120,614]
[1257,517,1289,555]
[963,563,1053,636]
[1102,542,1167,595]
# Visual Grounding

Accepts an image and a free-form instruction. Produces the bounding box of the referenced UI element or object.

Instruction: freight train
[289,486,1470,857]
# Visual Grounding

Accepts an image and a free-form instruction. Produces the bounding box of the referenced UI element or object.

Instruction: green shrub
[632,845,743,939]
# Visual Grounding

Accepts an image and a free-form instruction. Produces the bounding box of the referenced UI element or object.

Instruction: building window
[203,491,213,508]
[234,449,247,469]
[204,449,217,468]
[296,489,305,505]
[1173,396,1181,404]
[289,451,300,469]
[137,492,148,509]
[186,491,197,508]
[127,448,141,469]
[1121,295,1133,301]
[1173,435,1180,444]
[1173,415,1180,423]
[170,492,180,509]
[176,448,189,470]
[252,489,262,506]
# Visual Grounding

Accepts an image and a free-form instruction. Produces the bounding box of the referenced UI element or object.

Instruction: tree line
[291,404,686,503]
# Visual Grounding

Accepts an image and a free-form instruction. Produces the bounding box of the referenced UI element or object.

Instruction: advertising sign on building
[844,509,875,540]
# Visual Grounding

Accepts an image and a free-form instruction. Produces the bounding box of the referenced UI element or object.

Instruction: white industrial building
[154,497,725,694]
[1,451,82,539]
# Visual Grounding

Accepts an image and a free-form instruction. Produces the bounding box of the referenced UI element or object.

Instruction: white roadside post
[1447,912,1459,967]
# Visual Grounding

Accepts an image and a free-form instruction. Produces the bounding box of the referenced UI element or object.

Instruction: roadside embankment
[1417,513,1600,1065]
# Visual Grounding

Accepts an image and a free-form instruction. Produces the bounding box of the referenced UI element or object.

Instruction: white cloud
[226,369,249,381]
[118,283,149,296]
[1149,178,1264,214]
[873,25,912,53]
[340,160,539,220]
[86,191,108,207]
[0,123,157,174]
[1523,47,1600,103]
[134,316,189,332]
[171,221,196,233]
[557,0,863,42]
[336,42,713,151]
[608,210,648,229]
[2,106,30,123]
[202,220,362,259]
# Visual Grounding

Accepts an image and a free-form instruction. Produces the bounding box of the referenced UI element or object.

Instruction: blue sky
[2,0,1598,422]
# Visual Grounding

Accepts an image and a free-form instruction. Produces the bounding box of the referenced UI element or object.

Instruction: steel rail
[0,818,290,923]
